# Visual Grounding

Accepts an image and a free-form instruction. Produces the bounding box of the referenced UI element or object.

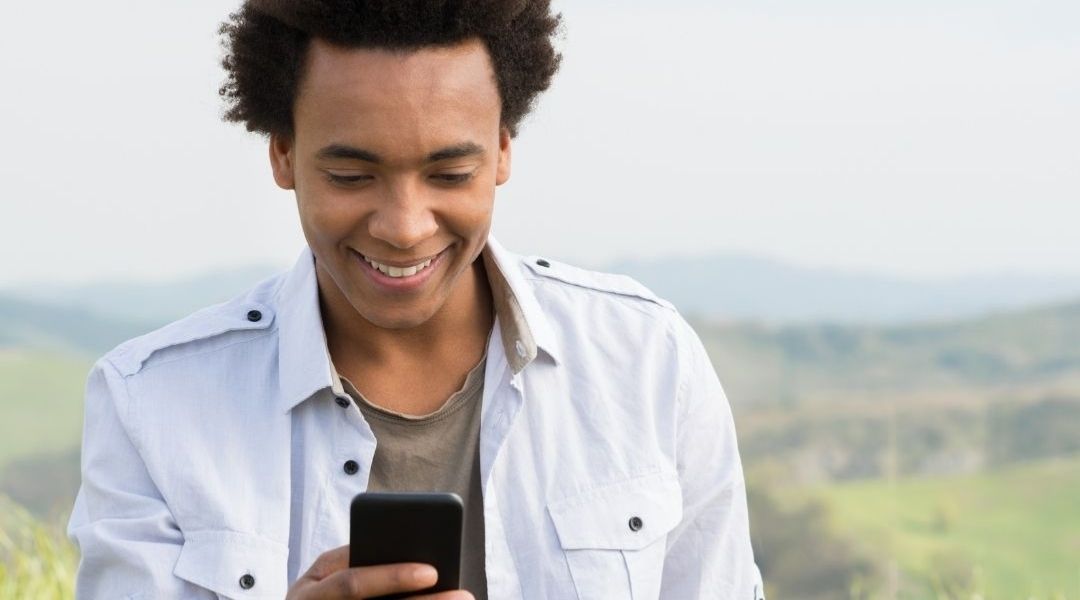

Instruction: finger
[302,545,351,581]
[318,562,439,599]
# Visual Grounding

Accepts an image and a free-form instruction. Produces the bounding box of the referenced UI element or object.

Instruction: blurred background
[1,0,1078,598]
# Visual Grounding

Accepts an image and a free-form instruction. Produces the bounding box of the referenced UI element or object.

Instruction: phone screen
[349,491,464,599]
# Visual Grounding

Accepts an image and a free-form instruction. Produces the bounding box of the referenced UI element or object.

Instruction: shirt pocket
[173,529,289,600]
[547,471,683,600]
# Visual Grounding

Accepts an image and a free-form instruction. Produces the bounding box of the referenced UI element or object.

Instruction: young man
[67,1,764,598]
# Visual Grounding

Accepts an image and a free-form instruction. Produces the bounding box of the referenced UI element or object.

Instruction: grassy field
[812,456,1080,599]
[0,497,76,599]
[0,350,89,470]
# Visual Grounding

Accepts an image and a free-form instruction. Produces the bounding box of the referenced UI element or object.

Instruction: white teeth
[363,254,435,278]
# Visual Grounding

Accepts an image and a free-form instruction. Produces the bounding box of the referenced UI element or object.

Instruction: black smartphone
[349,491,464,599]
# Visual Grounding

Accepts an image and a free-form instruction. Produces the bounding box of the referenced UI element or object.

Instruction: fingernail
[413,565,437,584]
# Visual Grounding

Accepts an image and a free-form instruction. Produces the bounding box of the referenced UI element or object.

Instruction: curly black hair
[218,0,562,139]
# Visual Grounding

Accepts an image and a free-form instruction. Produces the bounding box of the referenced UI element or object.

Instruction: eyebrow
[315,142,485,164]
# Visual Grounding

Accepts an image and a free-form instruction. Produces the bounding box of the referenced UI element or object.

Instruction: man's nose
[367,181,439,250]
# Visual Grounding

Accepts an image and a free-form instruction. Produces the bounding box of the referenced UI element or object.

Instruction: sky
[1,0,1077,286]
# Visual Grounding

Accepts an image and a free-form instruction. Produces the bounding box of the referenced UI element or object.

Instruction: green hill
[812,456,1080,599]
[694,301,1080,483]
[0,295,160,358]
[0,349,89,517]
[0,350,90,470]
[697,299,1080,410]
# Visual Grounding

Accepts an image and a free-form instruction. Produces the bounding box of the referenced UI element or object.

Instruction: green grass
[0,350,90,470]
[813,456,1080,599]
[0,496,76,599]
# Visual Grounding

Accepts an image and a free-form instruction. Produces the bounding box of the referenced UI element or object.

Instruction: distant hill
[6,255,1080,325]
[0,295,162,358]
[690,300,1080,483]
[697,299,1080,409]
[605,254,1080,324]
[2,264,282,325]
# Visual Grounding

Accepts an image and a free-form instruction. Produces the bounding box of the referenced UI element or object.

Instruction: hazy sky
[1,0,1077,286]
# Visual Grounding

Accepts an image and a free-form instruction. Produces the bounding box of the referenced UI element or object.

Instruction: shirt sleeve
[66,357,215,599]
[660,312,766,599]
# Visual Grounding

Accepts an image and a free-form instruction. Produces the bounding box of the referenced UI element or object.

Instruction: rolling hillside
[699,301,1080,483]
[814,456,1080,599]
[2,264,281,325]
[0,295,161,358]
[698,299,1080,409]
[2,288,1078,598]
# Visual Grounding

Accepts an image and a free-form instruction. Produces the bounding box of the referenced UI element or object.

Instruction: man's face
[270,37,510,331]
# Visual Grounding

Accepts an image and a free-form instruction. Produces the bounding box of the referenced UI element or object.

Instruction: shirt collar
[481,234,562,374]
[275,233,562,413]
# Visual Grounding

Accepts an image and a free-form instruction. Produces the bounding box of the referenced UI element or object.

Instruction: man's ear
[269,132,296,190]
[495,126,512,186]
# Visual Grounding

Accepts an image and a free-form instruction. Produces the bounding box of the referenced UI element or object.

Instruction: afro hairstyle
[218,0,563,138]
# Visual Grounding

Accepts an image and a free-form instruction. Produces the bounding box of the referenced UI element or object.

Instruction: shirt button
[239,573,255,589]
[246,309,262,322]
[514,340,527,358]
[536,258,551,267]
[335,396,350,408]
[628,516,643,531]
[343,460,359,475]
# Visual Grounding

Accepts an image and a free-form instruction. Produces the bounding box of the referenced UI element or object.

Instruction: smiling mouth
[355,248,447,279]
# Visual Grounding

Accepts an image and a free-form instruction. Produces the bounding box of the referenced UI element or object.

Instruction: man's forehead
[293,37,503,154]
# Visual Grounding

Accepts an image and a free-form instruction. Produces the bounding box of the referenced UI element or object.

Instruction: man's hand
[286,545,474,599]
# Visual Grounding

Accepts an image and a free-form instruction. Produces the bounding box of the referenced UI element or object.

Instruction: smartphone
[349,491,464,599]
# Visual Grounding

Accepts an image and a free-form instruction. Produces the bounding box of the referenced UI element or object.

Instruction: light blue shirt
[67,234,764,599]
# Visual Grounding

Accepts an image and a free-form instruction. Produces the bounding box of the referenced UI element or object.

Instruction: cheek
[442,193,494,234]
[298,189,367,242]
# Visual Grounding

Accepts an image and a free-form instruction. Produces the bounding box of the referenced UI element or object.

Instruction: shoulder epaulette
[521,255,675,311]
[108,300,275,377]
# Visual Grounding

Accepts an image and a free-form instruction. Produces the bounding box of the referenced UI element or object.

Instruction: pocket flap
[547,471,683,551]
[174,529,289,599]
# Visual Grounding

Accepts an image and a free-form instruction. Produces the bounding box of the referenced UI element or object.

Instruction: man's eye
[432,172,473,184]
[326,173,373,184]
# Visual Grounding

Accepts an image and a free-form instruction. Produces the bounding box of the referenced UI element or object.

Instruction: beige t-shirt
[338,346,489,600]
